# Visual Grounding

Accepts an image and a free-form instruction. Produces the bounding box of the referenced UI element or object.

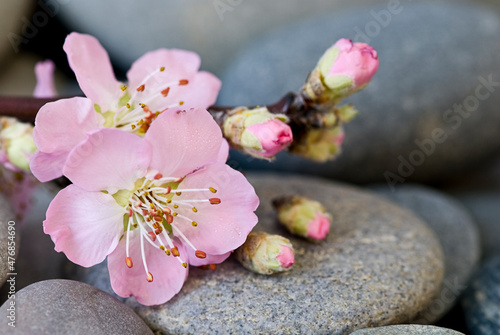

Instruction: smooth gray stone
[219,1,500,184]
[446,158,500,260]
[372,184,481,323]
[0,279,154,335]
[351,324,465,335]
[69,174,444,335]
[0,193,17,289]
[462,255,500,335]
[57,0,375,75]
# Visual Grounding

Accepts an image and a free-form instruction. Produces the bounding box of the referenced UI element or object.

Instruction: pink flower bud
[33,60,57,98]
[245,119,293,158]
[322,38,379,93]
[273,195,332,242]
[306,213,331,240]
[304,38,379,105]
[223,107,293,160]
[276,244,295,269]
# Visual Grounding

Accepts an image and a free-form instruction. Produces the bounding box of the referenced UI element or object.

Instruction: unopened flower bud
[273,195,331,241]
[0,117,37,172]
[33,60,57,98]
[303,38,378,105]
[289,125,345,162]
[223,107,293,159]
[235,231,295,275]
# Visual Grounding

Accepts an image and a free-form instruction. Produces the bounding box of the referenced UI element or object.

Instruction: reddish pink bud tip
[148,232,157,241]
[307,214,331,240]
[277,245,295,268]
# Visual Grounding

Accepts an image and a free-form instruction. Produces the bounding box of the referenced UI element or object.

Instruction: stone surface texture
[462,255,500,335]
[351,324,465,335]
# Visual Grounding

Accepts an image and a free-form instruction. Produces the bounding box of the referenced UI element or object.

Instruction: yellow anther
[209,187,217,193]
[182,262,188,268]
[126,103,131,109]
[173,204,178,209]
[160,66,165,72]
[192,207,198,213]
[165,249,171,256]
[192,221,198,227]
[160,245,165,251]
[173,212,178,216]
[179,101,184,106]
[121,85,127,91]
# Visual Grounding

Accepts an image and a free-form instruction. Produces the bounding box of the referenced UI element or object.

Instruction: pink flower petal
[185,248,231,267]
[126,49,220,113]
[168,71,221,111]
[43,185,124,267]
[33,60,57,98]
[127,49,201,91]
[64,32,121,112]
[173,163,259,255]
[108,230,188,305]
[63,128,151,193]
[216,139,230,163]
[33,97,103,154]
[29,151,68,182]
[145,107,224,178]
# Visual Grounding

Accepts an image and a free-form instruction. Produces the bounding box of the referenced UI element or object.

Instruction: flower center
[121,172,220,282]
[101,66,190,135]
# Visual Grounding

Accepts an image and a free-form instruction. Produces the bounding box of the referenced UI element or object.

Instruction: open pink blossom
[31,32,221,183]
[318,38,379,97]
[43,108,258,305]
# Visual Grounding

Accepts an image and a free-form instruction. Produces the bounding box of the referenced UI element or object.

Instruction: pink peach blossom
[43,108,258,305]
[31,32,221,183]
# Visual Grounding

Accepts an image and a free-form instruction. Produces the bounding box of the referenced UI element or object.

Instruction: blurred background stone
[218,1,500,184]
[372,184,480,324]
[462,255,500,335]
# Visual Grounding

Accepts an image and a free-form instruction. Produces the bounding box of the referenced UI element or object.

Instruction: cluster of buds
[0,117,37,172]
[273,195,332,242]
[235,232,295,275]
[222,106,293,160]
